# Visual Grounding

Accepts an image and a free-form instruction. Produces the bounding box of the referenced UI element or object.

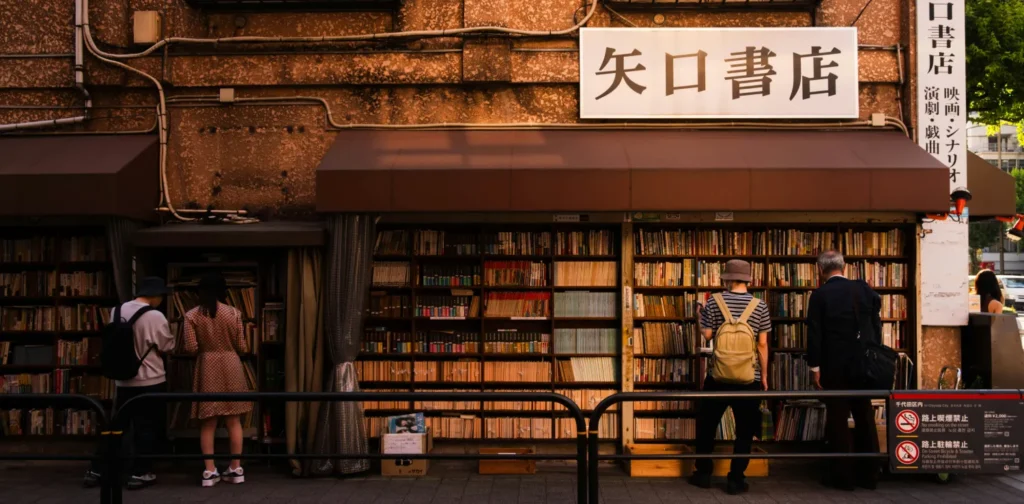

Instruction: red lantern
[951,187,972,217]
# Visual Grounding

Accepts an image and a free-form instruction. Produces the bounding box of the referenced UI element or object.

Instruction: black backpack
[101,305,157,381]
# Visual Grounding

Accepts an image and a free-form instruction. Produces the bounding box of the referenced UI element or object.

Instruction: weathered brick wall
[0,0,913,215]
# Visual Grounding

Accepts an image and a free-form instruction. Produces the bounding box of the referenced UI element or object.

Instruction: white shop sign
[579,27,859,119]
[917,0,968,326]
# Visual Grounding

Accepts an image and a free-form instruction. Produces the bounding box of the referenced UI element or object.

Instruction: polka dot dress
[182,302,253,419]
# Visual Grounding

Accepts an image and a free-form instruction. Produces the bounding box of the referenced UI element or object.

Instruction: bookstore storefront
[0,135,159,435]
[315,127,950,446]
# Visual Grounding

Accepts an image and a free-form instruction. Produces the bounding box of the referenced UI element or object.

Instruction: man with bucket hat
[84,277,176,490]
[689,260,771,495]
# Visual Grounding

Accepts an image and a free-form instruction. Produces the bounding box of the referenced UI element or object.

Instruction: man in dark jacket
[806,250,881,491]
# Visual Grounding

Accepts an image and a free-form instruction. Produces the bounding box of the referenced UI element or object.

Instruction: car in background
[997,275,1024,311]
[968,274,1011,307]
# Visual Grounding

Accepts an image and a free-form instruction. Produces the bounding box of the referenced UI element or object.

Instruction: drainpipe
[0,0,90,133]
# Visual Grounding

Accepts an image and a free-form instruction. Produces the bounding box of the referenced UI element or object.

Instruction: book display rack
[0,228,115,438]
[360,222,916,446]
[361,225,622,441]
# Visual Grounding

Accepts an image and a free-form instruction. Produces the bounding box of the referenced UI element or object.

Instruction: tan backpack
[710,293,760,384]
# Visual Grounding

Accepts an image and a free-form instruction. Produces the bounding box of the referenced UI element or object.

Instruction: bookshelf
[158,252,287,446]
[630,224,915,443]
[0,228,115,439]
[361,225,623,441]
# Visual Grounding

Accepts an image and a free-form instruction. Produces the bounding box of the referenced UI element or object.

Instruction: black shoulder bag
[850,282,898,390]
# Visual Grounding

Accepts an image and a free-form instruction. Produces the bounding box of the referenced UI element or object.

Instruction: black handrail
[585,390,891,504]
[109,391,589,504]
[0,393,109,461]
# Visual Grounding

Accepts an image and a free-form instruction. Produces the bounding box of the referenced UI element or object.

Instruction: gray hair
[817,250,845,274]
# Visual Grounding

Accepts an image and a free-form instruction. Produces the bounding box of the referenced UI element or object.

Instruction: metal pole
[1000,127,1007,274]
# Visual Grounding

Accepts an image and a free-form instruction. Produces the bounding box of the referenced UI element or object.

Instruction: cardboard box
[625,444,769,478]
[381,428,433,477]
[479,447,537,475]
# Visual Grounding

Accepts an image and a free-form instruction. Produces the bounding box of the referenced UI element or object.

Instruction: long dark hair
[197,273,227,319]
[975,269,1003,304]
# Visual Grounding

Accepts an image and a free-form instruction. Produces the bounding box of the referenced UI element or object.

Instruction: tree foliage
[966,0,1024,128]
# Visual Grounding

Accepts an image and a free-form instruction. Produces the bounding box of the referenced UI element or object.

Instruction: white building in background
[972,121,1024,273]
[968,121,1024,172]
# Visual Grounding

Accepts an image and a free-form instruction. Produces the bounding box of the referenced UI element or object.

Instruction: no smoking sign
[896,409,920,434]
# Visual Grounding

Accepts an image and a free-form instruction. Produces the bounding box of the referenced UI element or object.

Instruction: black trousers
[822,375,879,486]
[693,376,761,479]
[91,382,167,477]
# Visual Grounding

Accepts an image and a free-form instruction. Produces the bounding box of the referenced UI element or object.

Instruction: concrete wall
[1,0,913,217]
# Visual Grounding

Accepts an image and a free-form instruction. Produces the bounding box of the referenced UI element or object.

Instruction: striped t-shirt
[699,291,772,381]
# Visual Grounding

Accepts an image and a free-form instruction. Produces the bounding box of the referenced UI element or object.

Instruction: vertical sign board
[579,28,859,119]
[917,0,969,326]
[889,392,1023,473]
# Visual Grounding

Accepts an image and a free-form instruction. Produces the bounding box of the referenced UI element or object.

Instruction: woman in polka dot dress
[182,273,252,487]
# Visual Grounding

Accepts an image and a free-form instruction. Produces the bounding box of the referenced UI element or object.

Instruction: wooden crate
[479,447,537,475]
[625,444,769,478]
[625,444,692,477]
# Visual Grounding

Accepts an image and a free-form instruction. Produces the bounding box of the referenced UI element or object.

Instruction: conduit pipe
[83,0,600,60]
[0,0,91,133]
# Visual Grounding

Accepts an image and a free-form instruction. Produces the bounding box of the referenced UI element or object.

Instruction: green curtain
[285,248,324,476]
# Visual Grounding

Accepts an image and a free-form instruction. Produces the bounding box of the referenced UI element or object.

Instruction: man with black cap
[84,277,175,490]
[689,259,771,495]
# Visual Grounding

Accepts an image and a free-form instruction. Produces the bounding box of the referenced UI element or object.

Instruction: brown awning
[0,135,159,220]
[132,221,325,248]
[967,151,1016,219]
[316,129,950,213]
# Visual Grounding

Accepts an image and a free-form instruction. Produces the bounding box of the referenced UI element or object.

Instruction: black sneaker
[688,471,712,489]
[83,470,102,489]
[126,473,156,490]
[726,478,749,495]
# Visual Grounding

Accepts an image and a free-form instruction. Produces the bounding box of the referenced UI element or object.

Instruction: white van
[997,275,1024,310]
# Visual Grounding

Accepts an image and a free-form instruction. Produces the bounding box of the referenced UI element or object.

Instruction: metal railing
[585,390,891,504]
[106,391,589,504]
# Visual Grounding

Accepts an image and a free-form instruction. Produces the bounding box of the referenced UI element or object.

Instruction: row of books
[416,230,479,256]
[484,292,548,317]
[556,230,615,256]
[0,408,100,436]
[56,272,111,297]
[633,293,697,318]
[415,361,485,382]
[417,295,480,318]
[634,418,696,440]
[484,331,550,353]
[881,294,908,319]
[1,236,107,263]
[376,230,618,258]
[632,322,701,355]
[553,261,616,287]
[775,401,826,441]
[767,263,817,287]
[1,305,112,332]
[770,354,813,391]
[557,416,618,439]
[557,357,616,382]
[362,330,479,354]
[484,261,548,286]
[485,362,550,382]
[634,399,693,411]
[0,341,9,364]
[0,272,57,297]
[369,294,410,318]
[553,328,616,354]
[170,288,257,320]
[633,357,693,383]
[486,417,555,440]
[419,264,480,287]
[633,229,905,257]
[371,262,411,287]
[698,261,765,287]
[847,261,908,288]
[634,260,694,287]
[0,372,114,398]
[767,292,812,318]
[553,291,616,317]
[57,337,101,366]
[774,324,807,349]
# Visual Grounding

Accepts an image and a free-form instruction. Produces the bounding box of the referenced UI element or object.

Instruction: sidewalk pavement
[4,461,1024,504]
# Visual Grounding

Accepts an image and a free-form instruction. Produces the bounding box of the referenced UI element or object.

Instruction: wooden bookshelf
[157,252,287,445]
[630,223,915,443]
[361,224,623,441]
[0,227,115,438]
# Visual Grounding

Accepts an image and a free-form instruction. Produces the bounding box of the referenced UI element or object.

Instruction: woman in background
[974,269,1006,314]
[182,273,252,487]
